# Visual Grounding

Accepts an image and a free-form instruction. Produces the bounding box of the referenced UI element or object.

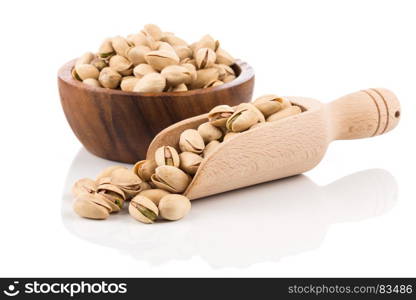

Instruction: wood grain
[58,59,255,163]
[147,88,400,200]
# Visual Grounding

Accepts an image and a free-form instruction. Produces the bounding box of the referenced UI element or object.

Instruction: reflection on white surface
[62,148,398,268]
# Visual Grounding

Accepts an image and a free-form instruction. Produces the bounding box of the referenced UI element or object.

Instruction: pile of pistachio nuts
[71,24,236,92]
[72,95,301,224]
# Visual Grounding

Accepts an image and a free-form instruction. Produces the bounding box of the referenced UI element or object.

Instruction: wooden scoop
[147,88,401,200]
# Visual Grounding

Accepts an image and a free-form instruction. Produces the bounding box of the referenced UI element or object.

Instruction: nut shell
[73,193,111,220]
[133,160,157,181]
[72,178,97,198]
[179,129,205,154]
[179,152,202,175]
[159,194,191,221]
[129,195,159,224]
[197,122,223,143]
[139,189,170,206]
[151,166,191,193]
[155,146,180,167]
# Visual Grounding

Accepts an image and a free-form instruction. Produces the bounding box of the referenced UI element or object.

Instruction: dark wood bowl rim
[58,59,254,97]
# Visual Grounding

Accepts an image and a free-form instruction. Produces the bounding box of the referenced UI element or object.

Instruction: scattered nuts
[139,189,170,206]
[158,194,191,221]
[72,178,97,198]
[73,193,111,220]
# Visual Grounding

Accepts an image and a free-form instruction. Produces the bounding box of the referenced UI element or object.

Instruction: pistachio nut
[151,166,191,193]
[72,178,97,198]
[237,103,266,123]
[161,33,188,47]
[161,65,192,86]
[133,72,166,93]
[179,152,202,175]
[214,64,235,80]
[203,79,223,88]
[208,105,234,127]
[215,47,235,66]
[197,122,223,143]
[191,68,219,89]
[133,63,156,78]
[170,83,188,92]
[179,129,205,154]
[76,52,94,66]
[83,78,101,87]
[127,32,149,47]
[195,48,216,69]
[74,64,99,80]
[96,183,126,212]
[267,105,302,122]
[155,146,180,167]
[98,38,115,58]
[226,107,259,132]
[91,57,108,71]
[192,34,219,53]
[144,50,180,71]
[127,45,150,65]
[202,140,221,157]
[120,76,140,92]
[98,67,122,89]
[253,94,291,117]
[223,131,239,142]
[110,168,141,187]
[111,36,132,57]
[133,160,157,182]
[96,166,127,182]
[129,195,159,224]
[139,189,170,206]
[73,193,111,220]
[109,55,133,76]
[223,75,236,83]
[181,63,197,82]
[158,194,191,221]
[143,24,163,41]
[174,45,192,61]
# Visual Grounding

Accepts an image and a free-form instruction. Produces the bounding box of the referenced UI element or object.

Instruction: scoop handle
[328,88,400,141]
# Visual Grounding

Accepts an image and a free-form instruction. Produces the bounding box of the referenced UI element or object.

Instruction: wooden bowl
[58,59,254,163]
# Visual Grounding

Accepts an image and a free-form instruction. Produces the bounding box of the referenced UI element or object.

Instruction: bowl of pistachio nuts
[58,24,255,163]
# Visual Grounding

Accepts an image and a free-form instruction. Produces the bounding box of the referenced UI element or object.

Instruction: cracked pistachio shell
[267,105,302,122]
[96,166,127,181]
[144,50,179,71]
[110,168,142,187]
[151,166,191,193]
[127,32,149,47]
[83,78,101,87]
[226,108,259,132]
[195,48,216,69]
[97,183,125,212]
[99,38,115,58]
[214,64,235,80]
[170,83,188,92]
[161,33,188,47]
[91,57,107,71]
[237,103,265,123]
[192,35,219,53]
[174,45,192,61]
[73,193,111,220]
[133,63,156,78]
[223,75,236,83]
[203,140,221,157]
[181,63,197,82]
[111,36,132,57]
[108,55,132,76]
[139,189,170,206]
[72,178,97,198]
[127,45,150,65]
[191,68,219,89]
[155,146,180,167]
[253,95,291,117]
[215,47,235,66]
[197,122,223,143]
[159,194,191,221]
[143,24,163,41]
[179,152,202,175]
[133,73,166,93]
[97,183,126,200]
[98,67,122,89]
[179,129,205,154]
[129,195,159,224]
[120,76,140,92]
[161,65,192,86]
[76,52,95,66]
[74,64,99,80]
[208,105,234,127]
[133,160,157,182]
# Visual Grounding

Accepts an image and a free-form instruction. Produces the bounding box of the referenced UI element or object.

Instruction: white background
[0,0,415,277]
